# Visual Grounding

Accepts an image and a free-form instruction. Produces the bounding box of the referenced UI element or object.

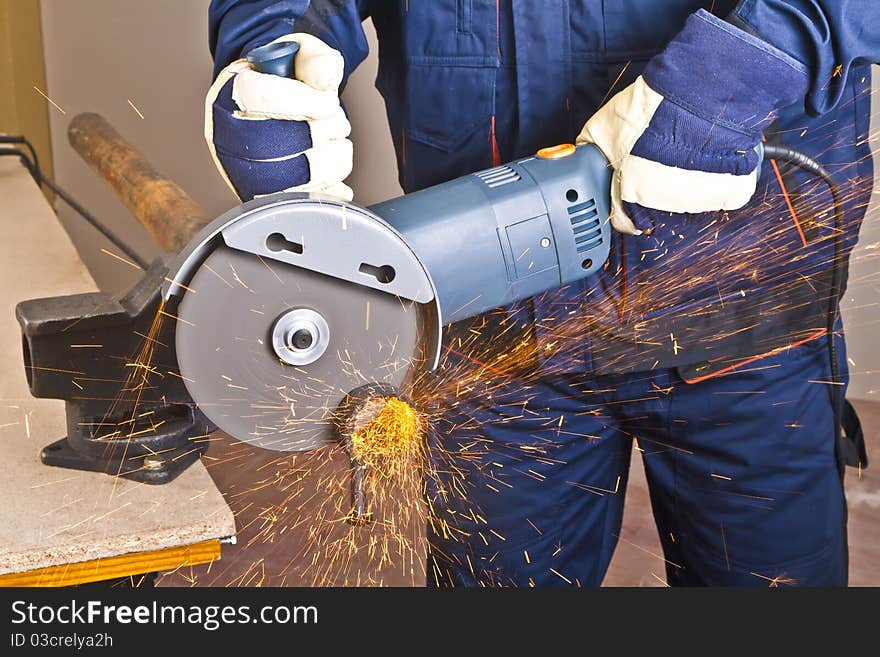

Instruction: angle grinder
[19,41,845,517]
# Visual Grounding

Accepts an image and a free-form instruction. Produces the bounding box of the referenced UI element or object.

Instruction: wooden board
[0,158,235,578]
[0,540,222,587]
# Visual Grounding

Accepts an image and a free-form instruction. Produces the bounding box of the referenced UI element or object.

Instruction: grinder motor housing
[372,143,612,327]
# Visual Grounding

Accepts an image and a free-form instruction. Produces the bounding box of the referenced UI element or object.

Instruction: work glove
[577,9,808,235]
[205,33,353,202]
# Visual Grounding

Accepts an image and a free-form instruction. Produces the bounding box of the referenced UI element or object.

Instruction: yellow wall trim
[0,0,54,193]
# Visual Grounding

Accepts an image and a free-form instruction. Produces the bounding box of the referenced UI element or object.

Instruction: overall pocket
[399,62,498,190]
[601,0,734,58]
[401,0,498,64]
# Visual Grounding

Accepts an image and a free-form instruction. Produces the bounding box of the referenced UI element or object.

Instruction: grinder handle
[246,41,299,77]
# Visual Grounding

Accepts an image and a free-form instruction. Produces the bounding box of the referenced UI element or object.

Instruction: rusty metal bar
[67,113,211,252]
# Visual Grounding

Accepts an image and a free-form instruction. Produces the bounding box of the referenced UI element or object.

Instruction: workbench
[0,158,236,586]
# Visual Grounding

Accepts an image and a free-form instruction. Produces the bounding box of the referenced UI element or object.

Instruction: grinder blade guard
[163,195,442,521]
[163,194,441,453]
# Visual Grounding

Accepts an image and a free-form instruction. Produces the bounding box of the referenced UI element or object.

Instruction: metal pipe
[67,113,211,252]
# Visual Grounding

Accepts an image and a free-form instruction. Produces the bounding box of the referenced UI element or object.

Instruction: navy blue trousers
[427,335,848,586]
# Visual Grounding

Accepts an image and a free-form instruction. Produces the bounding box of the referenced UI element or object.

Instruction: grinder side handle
[246,41,300,77]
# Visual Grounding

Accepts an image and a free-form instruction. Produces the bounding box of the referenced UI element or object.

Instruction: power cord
[762,142,846,465]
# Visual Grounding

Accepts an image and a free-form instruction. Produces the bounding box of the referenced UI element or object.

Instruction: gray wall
[40,1,879,399]
[840,111,880,401]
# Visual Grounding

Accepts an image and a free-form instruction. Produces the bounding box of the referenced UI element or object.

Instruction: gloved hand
[577,9,808,235]
[205,33,353,202]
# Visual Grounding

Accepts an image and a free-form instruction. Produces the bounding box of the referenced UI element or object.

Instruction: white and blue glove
[577,9,809,235]
[205,33,353,202]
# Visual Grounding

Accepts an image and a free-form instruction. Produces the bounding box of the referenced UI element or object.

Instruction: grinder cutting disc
[174,243,423,451]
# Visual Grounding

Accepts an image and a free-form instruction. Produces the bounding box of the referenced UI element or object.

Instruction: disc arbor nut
[271,307,330,366]
[292,329,313,349]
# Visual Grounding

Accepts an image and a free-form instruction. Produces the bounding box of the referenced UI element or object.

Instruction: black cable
[40,175,149,269]
[0,147,41,183]
[762,143,845,467]
[0,135,40,180]
[0,138,149,269]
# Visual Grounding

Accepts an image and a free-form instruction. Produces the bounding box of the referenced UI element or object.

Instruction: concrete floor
[161,399,880,587]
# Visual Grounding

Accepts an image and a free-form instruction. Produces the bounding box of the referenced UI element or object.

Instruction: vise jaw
[15,259,211,484]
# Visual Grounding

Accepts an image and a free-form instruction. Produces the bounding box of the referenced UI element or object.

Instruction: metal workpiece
[348,459,370,525]
[334,383,416,525]
[15,259,210,484]
[68,113,212,252]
